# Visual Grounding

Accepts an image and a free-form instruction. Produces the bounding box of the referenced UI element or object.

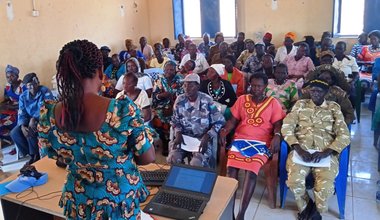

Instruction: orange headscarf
[285,32,297,41]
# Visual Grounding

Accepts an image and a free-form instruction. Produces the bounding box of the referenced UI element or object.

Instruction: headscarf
[210,64,225,76]
[264,32,273,40]
[126,57,141,73]
[5,64,19,76]
[119,51,130,63]
[285,32,297,41]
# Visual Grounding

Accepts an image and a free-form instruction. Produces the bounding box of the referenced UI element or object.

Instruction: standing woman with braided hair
[37,39,155,219]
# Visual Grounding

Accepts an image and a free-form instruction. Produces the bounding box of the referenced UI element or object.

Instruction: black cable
[14,187,62,220]
[154,163,170,170]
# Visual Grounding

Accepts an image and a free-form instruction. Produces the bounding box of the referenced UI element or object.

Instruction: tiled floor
[153,103,380,219]
[233,103,380,220]
[0,103,379,220]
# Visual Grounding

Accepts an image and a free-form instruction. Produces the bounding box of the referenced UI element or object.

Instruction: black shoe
[298,200,313,220]
[307,202,322,220]
[297,210,308,220]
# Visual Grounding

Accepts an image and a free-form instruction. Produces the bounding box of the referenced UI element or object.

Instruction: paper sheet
[292,150,331,167]
[141,210,154,220]
[180,135,201,152]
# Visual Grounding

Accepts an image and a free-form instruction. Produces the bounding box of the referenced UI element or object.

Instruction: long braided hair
[56,40,103,131]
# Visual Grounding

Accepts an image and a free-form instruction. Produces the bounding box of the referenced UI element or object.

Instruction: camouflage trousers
[286,150,339,213]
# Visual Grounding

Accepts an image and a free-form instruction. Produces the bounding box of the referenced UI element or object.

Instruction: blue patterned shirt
[171,92,225,139]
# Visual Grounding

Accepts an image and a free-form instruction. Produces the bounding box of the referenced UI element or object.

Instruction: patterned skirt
[227,151,269,174]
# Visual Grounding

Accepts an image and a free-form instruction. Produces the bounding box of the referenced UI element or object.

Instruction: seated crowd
[1,29,380,220]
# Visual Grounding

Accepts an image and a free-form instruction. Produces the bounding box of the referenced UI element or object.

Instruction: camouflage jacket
[281,99,350,153]
[301,85,355,125]
[171,92,225,139]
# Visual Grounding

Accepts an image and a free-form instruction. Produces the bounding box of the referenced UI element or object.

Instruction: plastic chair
[279,141,350,219]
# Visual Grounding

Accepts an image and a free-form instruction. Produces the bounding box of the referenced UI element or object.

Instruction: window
[333,0,365,36]
[173,0,236,38]
[183,0,202,37]
[219,0,236,37]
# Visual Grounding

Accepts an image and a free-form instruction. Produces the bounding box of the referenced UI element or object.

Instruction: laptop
[143,163,218,220]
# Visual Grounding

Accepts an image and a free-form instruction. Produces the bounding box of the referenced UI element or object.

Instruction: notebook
[143,164,217,220]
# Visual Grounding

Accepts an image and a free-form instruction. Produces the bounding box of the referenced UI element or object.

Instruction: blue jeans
[10,125,38,157]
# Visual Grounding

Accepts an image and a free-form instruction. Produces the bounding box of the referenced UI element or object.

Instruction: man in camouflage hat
[282,79,350,220]
[302,64,355,125]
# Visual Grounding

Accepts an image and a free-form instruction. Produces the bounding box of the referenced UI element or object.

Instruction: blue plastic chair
[279,141,350,219]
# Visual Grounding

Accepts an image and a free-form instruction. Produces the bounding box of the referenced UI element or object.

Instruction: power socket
[32,10,39,17]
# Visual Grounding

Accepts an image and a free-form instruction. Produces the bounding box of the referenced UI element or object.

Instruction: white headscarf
[210,64,225,76]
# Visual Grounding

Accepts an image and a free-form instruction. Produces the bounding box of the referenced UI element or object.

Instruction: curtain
[363,0,380,32]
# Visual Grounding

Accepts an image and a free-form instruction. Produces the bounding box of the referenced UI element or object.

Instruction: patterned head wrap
[5,64,19,76]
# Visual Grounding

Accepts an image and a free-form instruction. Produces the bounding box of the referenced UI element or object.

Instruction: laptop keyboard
[140,170,169,186]
[155,192,203,212]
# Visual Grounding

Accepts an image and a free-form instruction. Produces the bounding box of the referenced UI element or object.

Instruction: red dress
[227,95,285,174]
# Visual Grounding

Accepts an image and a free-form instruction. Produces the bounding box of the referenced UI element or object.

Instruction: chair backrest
[372,58,380,81]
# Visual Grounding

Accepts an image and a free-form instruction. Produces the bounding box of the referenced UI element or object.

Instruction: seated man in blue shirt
[10,73,53,164]
[168,73,225,168]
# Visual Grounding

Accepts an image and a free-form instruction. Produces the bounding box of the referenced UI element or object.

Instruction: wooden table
[0,157,238,220]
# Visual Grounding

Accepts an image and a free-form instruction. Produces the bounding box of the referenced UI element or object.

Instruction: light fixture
[32,0,39,17]
[272,0,278,10]
[6,0,14,21]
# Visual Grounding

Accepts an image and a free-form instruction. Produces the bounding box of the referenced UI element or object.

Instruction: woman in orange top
[221,55,246,97]
[359,30,380,63]
[220,73,285,220]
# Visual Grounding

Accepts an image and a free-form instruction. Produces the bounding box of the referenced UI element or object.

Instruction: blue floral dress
[38,98,154,220]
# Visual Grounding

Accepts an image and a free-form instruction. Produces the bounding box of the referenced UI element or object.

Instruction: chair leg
[336,146,350,219]
[279,142,288,208]
[355,79,361,123]
[264,153,278,209]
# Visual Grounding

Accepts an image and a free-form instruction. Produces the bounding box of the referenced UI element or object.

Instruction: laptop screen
[165,165,217,195]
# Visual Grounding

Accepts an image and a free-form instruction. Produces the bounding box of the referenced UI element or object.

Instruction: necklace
[207,81,225,101]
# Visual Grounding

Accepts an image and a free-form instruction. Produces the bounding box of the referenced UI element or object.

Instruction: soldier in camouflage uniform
[302,64,355,125]
[306,63,351,94]
[168,73,225,168]
[282,79,350,220]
